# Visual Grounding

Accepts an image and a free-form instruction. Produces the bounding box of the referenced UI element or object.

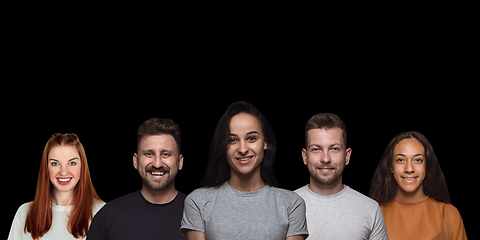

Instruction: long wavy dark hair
[201,101,279,188]
[368,131,451,205]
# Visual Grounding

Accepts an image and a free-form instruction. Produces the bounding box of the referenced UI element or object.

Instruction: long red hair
[24,133,102,239]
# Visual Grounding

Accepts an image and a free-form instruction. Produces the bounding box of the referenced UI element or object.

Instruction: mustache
[145,165,170,172]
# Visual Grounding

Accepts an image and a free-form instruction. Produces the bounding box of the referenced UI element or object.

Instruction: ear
[178,154,184,171]
[302,148,308,165]
[345,148,352,165]
[133,153,138,169]
[263,141,267,150]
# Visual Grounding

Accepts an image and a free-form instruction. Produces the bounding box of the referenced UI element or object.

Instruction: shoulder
[270,186,306,206]
[294,185,309,198]
[435,200,463,219]
[99,191,141,212]
[13,202,31,220]
[185,186,220,202]
[93,198,106,214]
[344,186,380,208]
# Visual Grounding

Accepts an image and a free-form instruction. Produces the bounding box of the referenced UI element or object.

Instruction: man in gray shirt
[294,113,388,240]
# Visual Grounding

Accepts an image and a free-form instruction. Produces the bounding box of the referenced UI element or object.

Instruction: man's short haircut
[137,118,181,152]
[305,113,347,148]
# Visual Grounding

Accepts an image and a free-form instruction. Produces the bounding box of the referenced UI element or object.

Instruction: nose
[152,155,165,168]
[238,141,249,155]
[320,152,332,163]
[404,160,415,173]
[57,164,68,175]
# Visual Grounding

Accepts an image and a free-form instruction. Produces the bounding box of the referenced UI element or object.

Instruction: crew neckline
[393,196,429,205]
[305,184,349,201]
[224,181,270,197]
[138,190,179,206]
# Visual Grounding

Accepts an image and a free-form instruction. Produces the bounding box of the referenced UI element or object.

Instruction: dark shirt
[87,190,186,240]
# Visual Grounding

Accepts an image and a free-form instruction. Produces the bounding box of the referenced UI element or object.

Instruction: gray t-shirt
[181,182,309,239]
[294,185,388,240]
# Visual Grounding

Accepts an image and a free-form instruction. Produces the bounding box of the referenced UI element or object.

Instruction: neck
[228,167,266,192]
[141,183,178,204]
[395,185,427,204]
[51,189,74,206]
[308,176,344,196]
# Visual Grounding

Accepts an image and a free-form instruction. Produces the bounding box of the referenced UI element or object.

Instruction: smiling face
[392,138,426,198]
[302,128,351,192]
[48,145,81,194]
[227,113,267,177]
[134,135,183,192]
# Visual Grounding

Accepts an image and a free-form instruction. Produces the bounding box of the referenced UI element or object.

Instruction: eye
[414,158,423,163]
[331,147,339,152]
[68,161,77,166]
[51,162,59,166]
[247,136,257,142]
[311,148,320,152]
[229,137,238,144]
[144,152,153,157]
[162,153,171,157]
[396,158,405,163]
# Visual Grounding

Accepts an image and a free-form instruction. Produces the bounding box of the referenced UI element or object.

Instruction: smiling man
[87,118,186,240]
[294,113,388,240]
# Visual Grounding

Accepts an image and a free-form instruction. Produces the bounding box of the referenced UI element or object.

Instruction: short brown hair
[305,113,347,147]
[137,118,181,152]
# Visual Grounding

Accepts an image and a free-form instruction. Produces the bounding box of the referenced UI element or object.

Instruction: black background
[3,14,475,237]
[5,83,474,238]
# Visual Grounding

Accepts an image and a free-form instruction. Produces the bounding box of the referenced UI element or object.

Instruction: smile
[235,156,254,164]
[150,171,166,176]
[401,176,418,183]
[57,177,72,185]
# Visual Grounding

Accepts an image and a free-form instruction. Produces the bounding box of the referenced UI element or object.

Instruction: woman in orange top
[369,131,467,240]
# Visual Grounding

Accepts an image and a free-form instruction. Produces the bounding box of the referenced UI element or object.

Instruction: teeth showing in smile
[238,156,253,161]
[151,172,166,176]
[58,178,72,182]
[404,178,415,180]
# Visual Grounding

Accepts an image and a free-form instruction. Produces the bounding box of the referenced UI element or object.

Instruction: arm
[368,205,388,240]
[185,230,206,240]
[286,235,306,240]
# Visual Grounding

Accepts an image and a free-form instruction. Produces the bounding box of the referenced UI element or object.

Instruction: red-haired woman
[8,133,104,240]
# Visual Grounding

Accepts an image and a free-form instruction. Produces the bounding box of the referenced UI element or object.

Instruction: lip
[401,176,418,183]
[235,156,254,164]
[57,177,73,185]
[318,167,334,173]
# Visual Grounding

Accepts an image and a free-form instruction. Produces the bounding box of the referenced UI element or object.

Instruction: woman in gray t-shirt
[180,101,308,240]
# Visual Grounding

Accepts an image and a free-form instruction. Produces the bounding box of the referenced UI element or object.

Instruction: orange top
[380,196,467,240]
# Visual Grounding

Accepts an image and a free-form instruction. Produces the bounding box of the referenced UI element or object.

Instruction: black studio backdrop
[6,88,473,237]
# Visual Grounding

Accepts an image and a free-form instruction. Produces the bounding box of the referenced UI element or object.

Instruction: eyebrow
[394,153,424,157]
[308,143,342,148]
[48,157,79,162]
[230,131,260,136]
[141,149,173,153]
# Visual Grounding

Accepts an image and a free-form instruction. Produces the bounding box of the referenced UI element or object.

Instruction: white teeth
[238,156,253,161]
[58,178,72,182]
[151,172,166,176]
[404,178,415,180]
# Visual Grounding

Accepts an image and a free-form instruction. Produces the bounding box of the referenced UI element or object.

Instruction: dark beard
[312,164,345,187]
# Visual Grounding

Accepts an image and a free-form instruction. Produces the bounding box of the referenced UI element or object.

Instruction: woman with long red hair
[8,133,104,240]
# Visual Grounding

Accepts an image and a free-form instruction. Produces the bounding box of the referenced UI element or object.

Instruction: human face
[392,138,426,196]
[133,135,183,191]
[227,113,267,176]
[302,128,351,188]
[48,145,81,193]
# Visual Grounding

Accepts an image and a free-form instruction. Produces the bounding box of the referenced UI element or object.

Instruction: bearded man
[294,113,388,240]
[88,118,186,240]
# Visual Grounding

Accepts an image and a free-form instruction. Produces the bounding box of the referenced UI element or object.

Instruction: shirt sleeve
[86,205,108,240]
[8,203,29,240]
[180,193,205,236]
[286,196,309,238]
[368,205,389,240]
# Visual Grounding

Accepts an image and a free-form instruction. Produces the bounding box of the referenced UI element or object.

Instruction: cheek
[48,167,58,181]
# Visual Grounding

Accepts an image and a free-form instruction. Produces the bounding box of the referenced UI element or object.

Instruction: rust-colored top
[380,196,467,240]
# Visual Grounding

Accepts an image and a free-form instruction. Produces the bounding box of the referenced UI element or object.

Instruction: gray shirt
[181,182,309,239]
[294,185,388,240]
